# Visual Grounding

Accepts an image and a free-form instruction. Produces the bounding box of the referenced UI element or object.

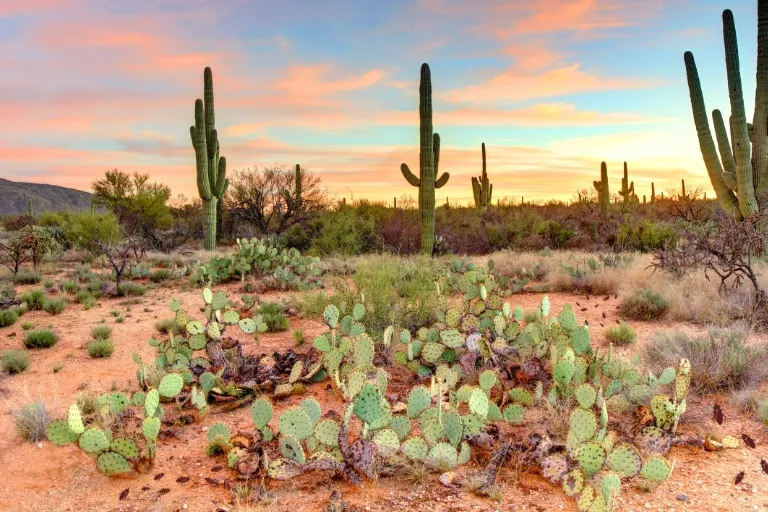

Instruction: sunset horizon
[1,0,760,204]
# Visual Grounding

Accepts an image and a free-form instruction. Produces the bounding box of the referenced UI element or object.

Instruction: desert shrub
[619,288,670,321]
[259,302,290,332]
[155,318,181,334]
[536,220,576,249]
[309,209,379,256]
[646,329,768,392]
[758,399,768,425]
[117,282,146,297]
[43,297,67,315]
[86,279,103,297]
[149,269,171,283]
[12,401,50,442]
[42,278,55,289]
[12,270,41,285]
[617,220,678,252]
[20,320,33,330]
[293,328,305,346]
[91,325,113,340]
[604,322,636,345]
[74,290,92,304]
[0,308,18,327]
[21,289,47,310]
[293,290,338,318]
[59,279,79,294]
[1,350,29,373]
[24,328,59,348]
[73,264,95,283]
[87,338,114,358]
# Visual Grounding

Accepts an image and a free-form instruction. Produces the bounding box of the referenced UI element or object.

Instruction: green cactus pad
[486,402,503,422]
[571,326,591,355]
[352,303,365,321]
[158,373,184,398]
[278,407,314,441]
[586,493,607,512]
[541,453,569,483]
[78,427,109,453]
[461,413,486,436]
[407,386,431,418]
[640,455,672,482]
[478,370,497,390]
[323,304,339,328]
[468,388,489,418]
[600,471,621,502]
[142,417,161,441]
[389,415,412,441]
[421,342,445,363]
[605,443,642,477]
[280,435,306,464]
[445,308,461,327]
[458,441,471,465]
[353,383,386,425]
[110,438,140,459]
[626,384,652,404]
[562,469,585,497]
[575,384,597,409]
[443,410,463,446]
[373,429,400,458]
[314,419,340,447]
[401,436,428,460]
[354,334,375,369]
[211,290,228,310]
[569,408,597,443]
[576,442,606,476]
[577,484,596,511]
[250,399,273,430]
[67,404,84,435]
[261,425,274,442]
[655,367,676,386]
[186,320,205,335]
[144,389,160,418]
[508,388,533,406]
[46,420,78,446]
[300,398,322,425]
[722,435,740,449]
[97,452,133,476]
[426,442,458,470]
[206,322,221,340]
[554,358,576,386]
[208,422,230,442]
[503,404,525,425]
[237,317,256,334]
[439,328,464,349]
[418,409,444,445]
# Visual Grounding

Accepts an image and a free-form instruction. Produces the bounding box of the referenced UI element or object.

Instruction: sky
[0,0,762,205]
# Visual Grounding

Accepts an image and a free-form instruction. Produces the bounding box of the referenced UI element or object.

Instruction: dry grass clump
[619,288,670,321]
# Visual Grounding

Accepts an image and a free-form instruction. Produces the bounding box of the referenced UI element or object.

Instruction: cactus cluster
[193,237,322,290]
[46,374,184,476]
[684,2,767,218]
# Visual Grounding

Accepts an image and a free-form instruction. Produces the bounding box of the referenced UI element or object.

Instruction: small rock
[676,494,688,502]
[37,442,43,449]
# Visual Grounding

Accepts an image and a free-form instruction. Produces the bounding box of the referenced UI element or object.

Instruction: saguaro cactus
[618,162,636,204]
[684,2,767,219]
[190,67,228,251]
[681,179,688,200]
[593,162,610,212]
[27,198,33,217]
[472,143,492,209]
[295,164,303,209]
[400,63,450,255]
[651,182,656,203]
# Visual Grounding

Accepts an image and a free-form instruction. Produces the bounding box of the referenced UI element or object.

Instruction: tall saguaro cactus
[684,2,767,219]
[190,67,228,251]
[400,63,450,255]
[593,162,610,213]
[651,182,656,203]
[618,161,636,203]
[472,143,493,209]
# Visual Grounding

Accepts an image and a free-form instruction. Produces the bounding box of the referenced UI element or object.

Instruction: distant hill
[0,178,93,215]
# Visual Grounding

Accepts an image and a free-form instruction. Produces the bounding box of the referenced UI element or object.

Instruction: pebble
[676,494,687,502]
[37,442,43,448]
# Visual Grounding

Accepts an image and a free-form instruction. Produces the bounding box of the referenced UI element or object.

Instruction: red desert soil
[1,281,767,512]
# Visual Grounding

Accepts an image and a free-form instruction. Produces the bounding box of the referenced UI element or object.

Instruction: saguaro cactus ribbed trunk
[684,2,767,218]
[190,67,228,251]
[472,143,492,209]
[593,162,610,213]
[618,161,635,203]
[400,63,450,255]
[651,182,656,203]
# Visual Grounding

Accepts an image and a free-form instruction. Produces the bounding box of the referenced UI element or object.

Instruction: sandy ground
[1,277,767,512]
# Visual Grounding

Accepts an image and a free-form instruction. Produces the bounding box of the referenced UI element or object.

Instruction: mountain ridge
[0,177,93,215]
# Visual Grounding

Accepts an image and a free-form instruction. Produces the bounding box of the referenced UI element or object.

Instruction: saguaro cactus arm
[191,99,212,202]
[434,134,449,188]
[712,109,739,189]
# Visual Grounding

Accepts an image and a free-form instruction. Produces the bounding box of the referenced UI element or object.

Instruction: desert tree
[68,212,135,292]
[227,164,327,234]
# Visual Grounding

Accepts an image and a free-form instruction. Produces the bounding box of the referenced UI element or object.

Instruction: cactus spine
[684,3,766,219]
[400,63,450,255]
[618,162,635,203]
[472,143,492,209]
[593,162,610,212]
[191,67,228,251]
